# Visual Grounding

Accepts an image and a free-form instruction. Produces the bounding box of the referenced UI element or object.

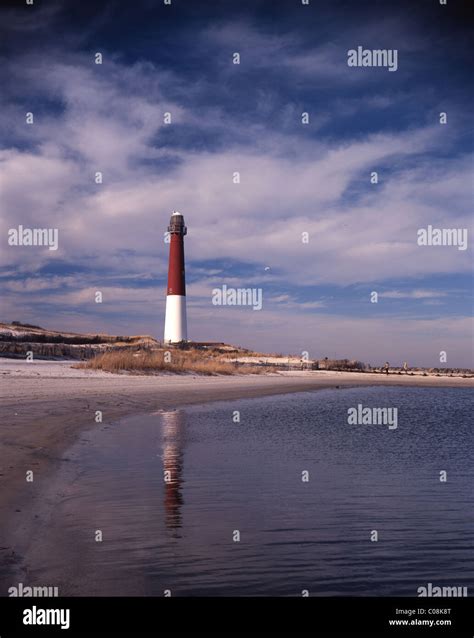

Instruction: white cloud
[380,290,449,299]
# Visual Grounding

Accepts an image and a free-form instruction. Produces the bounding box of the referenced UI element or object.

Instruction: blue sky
[0,0,472,366]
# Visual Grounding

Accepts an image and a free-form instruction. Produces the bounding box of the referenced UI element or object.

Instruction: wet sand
[0,359,472,584]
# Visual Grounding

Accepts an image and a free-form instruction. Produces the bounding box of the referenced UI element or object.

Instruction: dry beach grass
[77,348,265,375]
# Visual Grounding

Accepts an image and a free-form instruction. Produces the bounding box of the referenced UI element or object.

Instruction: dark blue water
[15,387,474,596]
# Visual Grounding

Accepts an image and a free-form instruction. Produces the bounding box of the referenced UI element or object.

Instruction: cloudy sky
[0,0,472,366]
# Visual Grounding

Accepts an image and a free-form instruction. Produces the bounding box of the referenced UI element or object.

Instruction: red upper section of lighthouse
[166,212,186,296]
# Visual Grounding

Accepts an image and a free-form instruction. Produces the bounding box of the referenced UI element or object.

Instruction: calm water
[14,387,474,596]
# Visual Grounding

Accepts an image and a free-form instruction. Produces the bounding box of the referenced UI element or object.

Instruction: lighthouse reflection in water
[161,410,186,532]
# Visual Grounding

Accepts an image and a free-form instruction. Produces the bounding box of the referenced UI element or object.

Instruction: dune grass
[78,349,266,375]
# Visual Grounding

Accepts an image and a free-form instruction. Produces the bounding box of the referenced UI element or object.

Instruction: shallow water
[8,386,474,596]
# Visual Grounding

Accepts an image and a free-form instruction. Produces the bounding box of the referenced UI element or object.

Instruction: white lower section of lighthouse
[164,295,187,343]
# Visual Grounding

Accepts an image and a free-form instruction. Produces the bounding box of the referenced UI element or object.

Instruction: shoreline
[1,360,473,535]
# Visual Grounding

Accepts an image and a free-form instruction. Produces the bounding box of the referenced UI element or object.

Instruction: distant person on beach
[383,362,389,375]
[403,361,408,374]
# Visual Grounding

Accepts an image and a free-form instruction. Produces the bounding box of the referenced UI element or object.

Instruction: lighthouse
[164,211,188,344]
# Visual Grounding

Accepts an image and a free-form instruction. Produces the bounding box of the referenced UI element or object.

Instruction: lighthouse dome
[168,211,187,235]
